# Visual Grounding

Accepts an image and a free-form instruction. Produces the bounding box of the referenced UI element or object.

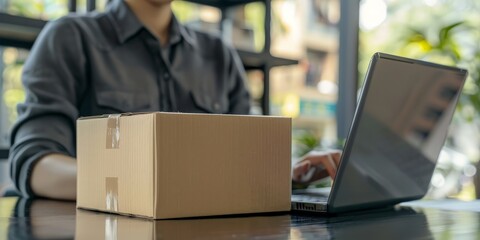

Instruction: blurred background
[0,0,479,200]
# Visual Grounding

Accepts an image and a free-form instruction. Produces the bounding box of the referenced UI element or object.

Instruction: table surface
[0,197,479,239]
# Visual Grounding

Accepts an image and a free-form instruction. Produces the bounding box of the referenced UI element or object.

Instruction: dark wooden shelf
[0,13,46,49]
[0,149,9,159]
[0,13,298,70]
[237,50,298,70]
[183,0,261,8]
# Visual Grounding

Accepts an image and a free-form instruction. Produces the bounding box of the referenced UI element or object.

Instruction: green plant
[293,131,320,157]
[402,22,480,121]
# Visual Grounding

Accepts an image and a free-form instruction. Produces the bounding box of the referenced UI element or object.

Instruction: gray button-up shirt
[9,0,251,197]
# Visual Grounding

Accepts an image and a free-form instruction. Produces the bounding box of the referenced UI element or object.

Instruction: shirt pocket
[190,89,229,114]
[96,90,151,113]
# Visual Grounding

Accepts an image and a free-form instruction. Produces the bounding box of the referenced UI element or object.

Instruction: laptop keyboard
[291,194,328,203]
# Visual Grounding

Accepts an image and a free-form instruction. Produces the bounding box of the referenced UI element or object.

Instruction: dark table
[0,197,479,239]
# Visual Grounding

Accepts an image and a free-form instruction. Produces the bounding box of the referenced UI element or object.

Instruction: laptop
[291,52,468,214]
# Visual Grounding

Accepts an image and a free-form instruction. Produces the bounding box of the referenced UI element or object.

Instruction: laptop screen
[329,54,467,211]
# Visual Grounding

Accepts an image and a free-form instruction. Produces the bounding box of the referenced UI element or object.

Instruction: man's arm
[31,154,76,200]
[9,17,85,199]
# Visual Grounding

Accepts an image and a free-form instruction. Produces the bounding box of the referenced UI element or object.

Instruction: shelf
[183,0,262,8]
[0,149,8,159]
[0,13,46,49]
[0,13,298,70]
[237,50,298,70]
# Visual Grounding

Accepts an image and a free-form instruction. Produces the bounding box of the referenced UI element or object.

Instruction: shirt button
[213,102,221,111]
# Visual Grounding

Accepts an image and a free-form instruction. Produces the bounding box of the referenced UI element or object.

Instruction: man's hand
[292,150,342,184]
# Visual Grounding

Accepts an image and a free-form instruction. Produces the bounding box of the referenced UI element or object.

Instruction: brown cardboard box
[76,112,291,219]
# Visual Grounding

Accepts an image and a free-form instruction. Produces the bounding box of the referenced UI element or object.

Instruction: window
[0,47,27,148]
[1,0,69,20]
[269,0,340,159]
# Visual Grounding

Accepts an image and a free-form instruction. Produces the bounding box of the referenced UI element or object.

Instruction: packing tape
[106,114,121,149]
[105,216,118,240]
[106,177,118,212]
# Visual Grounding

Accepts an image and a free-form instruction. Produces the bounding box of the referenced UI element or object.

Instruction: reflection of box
[77,112,291,219]
[75,209,291,239]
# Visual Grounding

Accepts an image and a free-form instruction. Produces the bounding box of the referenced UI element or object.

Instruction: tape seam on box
[106,177,118,212]
[106,114,121,149]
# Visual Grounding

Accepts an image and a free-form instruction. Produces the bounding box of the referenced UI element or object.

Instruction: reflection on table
[0,197,479,239]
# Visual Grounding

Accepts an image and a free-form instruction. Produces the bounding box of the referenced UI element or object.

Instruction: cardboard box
[76,112,291,219]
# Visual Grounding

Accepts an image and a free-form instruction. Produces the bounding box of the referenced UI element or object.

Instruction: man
[9,0,340,200]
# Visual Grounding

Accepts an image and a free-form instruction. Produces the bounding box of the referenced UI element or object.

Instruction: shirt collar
[107,0,143,43]
[107,0,196,47]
